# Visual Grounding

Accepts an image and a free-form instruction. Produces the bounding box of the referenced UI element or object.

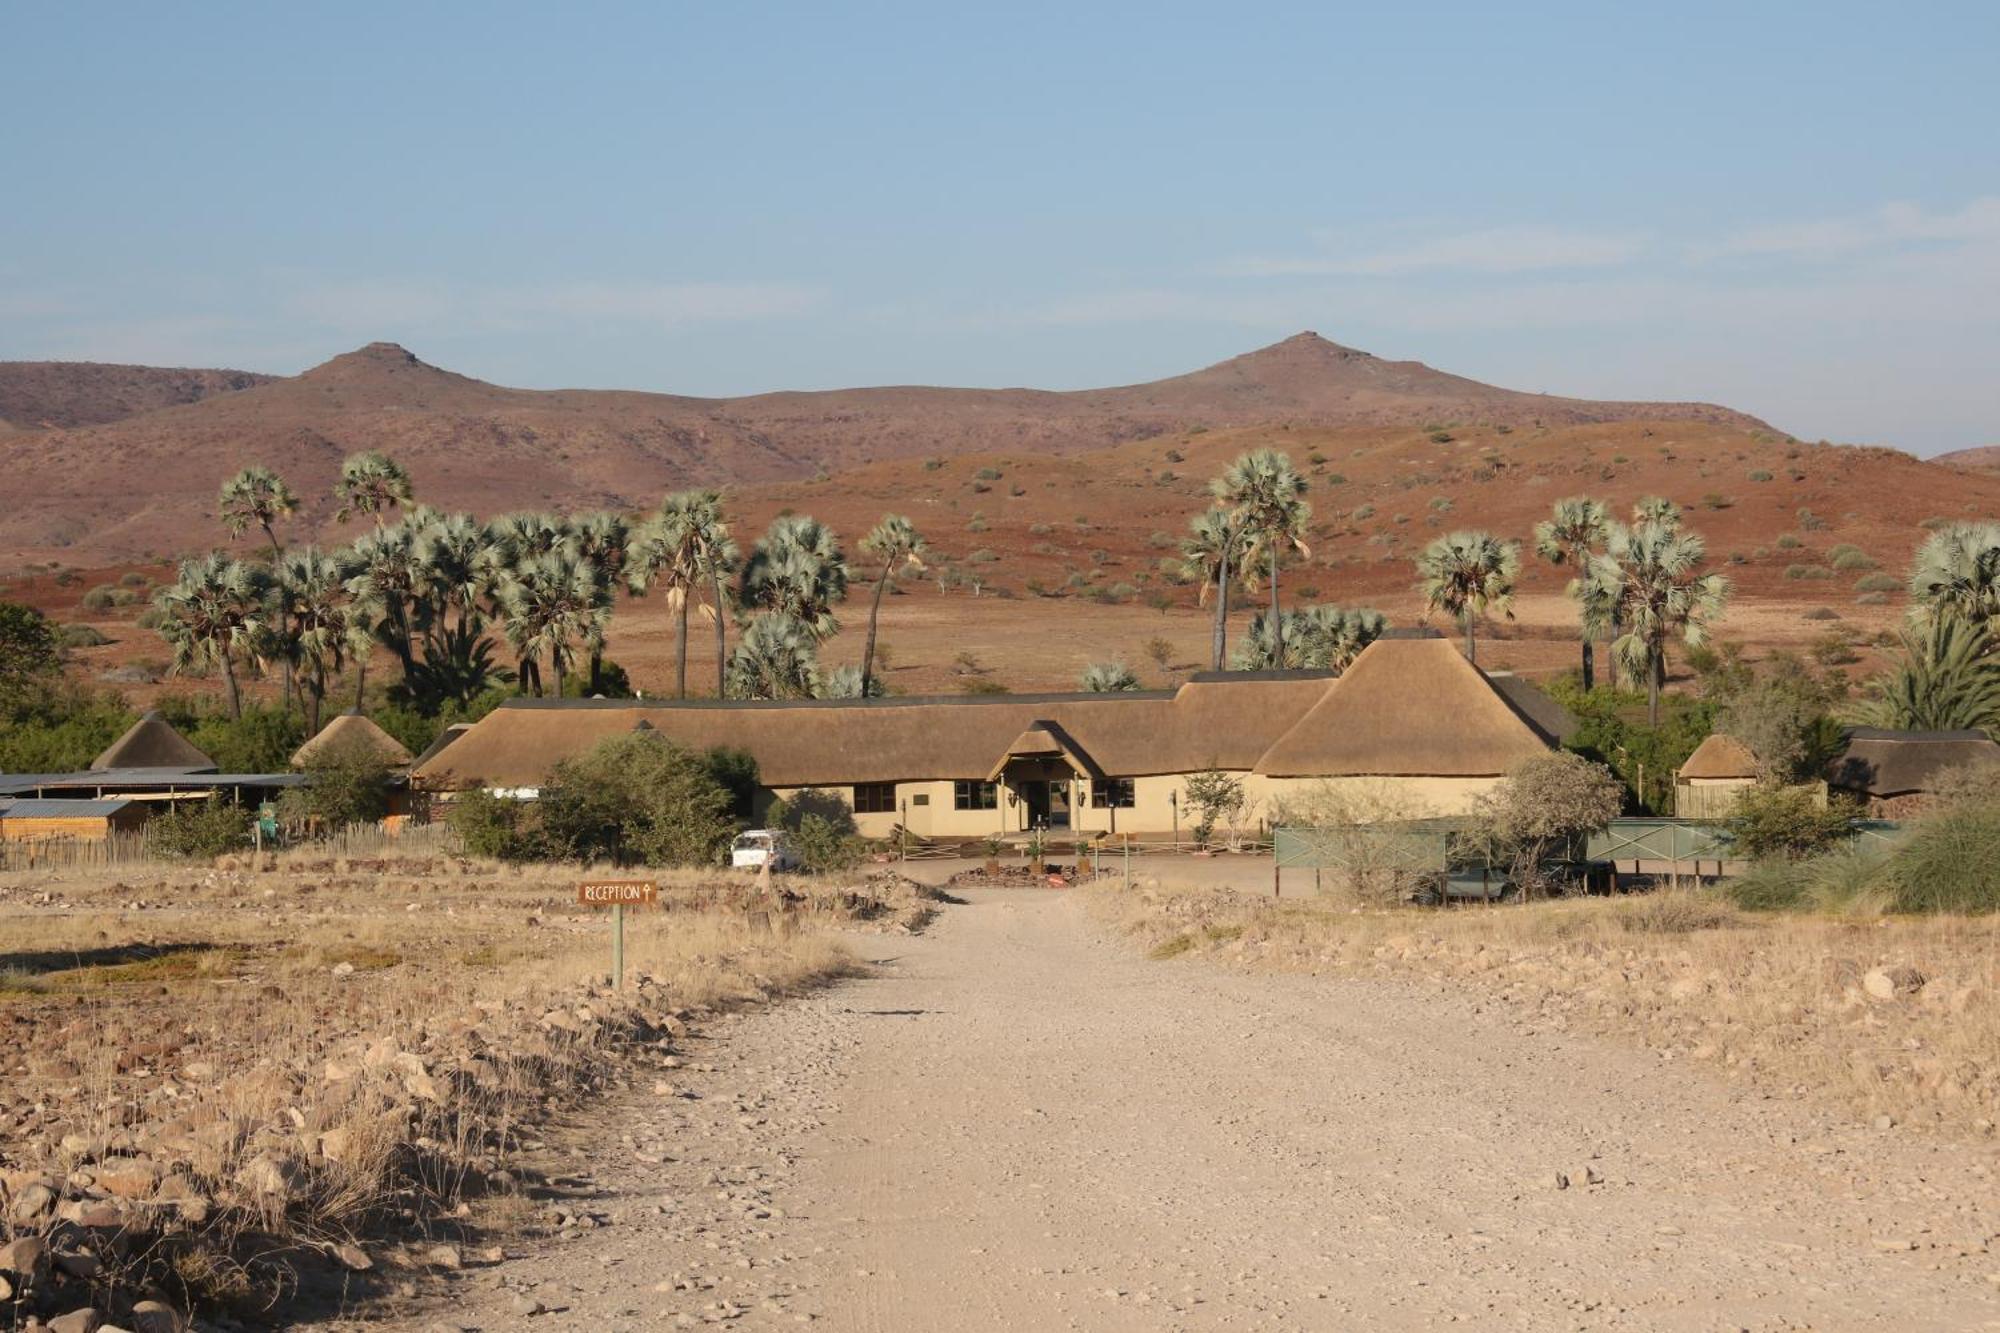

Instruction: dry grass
[1092,879,2000,1137]
[0,853,909,1317]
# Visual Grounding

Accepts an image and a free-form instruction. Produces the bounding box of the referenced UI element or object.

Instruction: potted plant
[983,838,1004,877]
[1026,827,1046,876]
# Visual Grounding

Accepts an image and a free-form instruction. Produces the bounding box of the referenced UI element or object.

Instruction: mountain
[0,333,1775,560]
[0,361,272,432]
[1933,445,2000,476]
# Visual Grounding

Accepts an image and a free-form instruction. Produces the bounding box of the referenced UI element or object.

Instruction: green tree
[274,547,356,736]
[569,511,631,693]
[538,732,736,866]
[1532,497,1611,689]
[496,550,610,698]
[1852,613,2000,734]
[1473,751,1624,897]
[1907,522,2000,630]
[1606,519,1731,725]
[334,450,414,526]
[1215,451,1311,667]
[727,613,823,700]
[0,601,62,703]
[858,514,926,697]
[153,553,271,719]
[218,465,299,557]
[628,491,740,699]
[1234,605,1386,672]
[277,738,394,829]
[1415,530,1519,664]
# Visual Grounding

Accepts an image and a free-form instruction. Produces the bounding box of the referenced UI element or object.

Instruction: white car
[730,829,797,871]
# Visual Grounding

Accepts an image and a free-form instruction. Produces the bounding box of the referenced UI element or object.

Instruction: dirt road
[407,890,2000,1331]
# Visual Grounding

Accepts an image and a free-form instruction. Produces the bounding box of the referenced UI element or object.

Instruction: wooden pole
[612,903,625,990]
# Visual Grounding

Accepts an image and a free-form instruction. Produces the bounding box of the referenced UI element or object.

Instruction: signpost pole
[613,902,625,990]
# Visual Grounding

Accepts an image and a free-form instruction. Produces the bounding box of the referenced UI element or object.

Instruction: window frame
[1091,778,1136,809]
[953,779,999,810]
[852,782,897,814]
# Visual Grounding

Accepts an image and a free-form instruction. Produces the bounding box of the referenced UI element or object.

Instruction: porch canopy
[986,721,1105,783]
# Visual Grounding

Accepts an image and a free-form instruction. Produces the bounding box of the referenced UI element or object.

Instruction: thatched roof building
[1678,733,1761,781]
[1825,728,2000,804]
[90,711,215,773]
[415,639,1559,832]
[292,711,415,770]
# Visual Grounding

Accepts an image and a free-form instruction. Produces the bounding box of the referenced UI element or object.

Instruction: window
[953,780,999,810]
[852,782,896,814]
[1092,779,1135,809]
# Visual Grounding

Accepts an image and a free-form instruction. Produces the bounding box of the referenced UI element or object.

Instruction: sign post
[577,880,658,989]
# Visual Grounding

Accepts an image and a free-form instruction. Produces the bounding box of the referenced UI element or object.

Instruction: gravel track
[387,889,2000,1331]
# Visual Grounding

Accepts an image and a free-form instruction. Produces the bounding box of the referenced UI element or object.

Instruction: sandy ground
[317,888,1998,1332]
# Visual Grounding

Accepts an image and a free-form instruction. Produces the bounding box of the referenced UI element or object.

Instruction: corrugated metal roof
[0,771,305,796]
[0,798,136,818]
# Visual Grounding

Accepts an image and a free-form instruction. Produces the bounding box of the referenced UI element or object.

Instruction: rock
[1873,1114,1896,1131]
[1872,1237,1918,1252]
[331,1242,372,1271]
[55,1252,102,1279]
[48,1310,103,1333]
[232,1154,300,1204]
[330,962,356,978]
[423,1243,462,1270]
[510,1293,548,1316]
[128,1302,186,1333]
[1551,1171,1570,1190]
[0,1235,49,1279]
[9,1181,56,1222]
[0,1274,11,1301]
[1863,965,1925,1000]
[93,1158,160,1199]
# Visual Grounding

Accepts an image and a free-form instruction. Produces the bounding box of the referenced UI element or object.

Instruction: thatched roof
[291,711,414,769]
[1253,638,1550,778]
[410,722,473,770]
[90,711,215,772]
[1825,728,2000,797]
[413,639,1553,791]
[987,722,1103,781]
[1679,733,1761,781]
[1485,672,1578,746]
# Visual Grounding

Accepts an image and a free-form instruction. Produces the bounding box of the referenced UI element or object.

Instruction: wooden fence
[0,829,158,872]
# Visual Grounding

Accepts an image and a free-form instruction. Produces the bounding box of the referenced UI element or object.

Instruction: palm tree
[1215,451,1311,667]
[346,523,423,679]
[1607,519,1731,725]
[628,491,739,699]
[819,664,879,699]
[569,511,631,693]
[496,550,609,698]
[1232,605,1387,672]
[1533,497,1611,689]
[410,511,493,648]
[1181,507,1251,672]
[740,515,849,641]
[858,515,926,696]
[334,451,414,526]
[275,547,355,736]
[1853,612,2000,734]
[1080,661,1140,692]
[1907,522,2000,630]
[153,554,270,719]
[218,466,299,558]
[1416,531,1519,664]
[727,613,822,700]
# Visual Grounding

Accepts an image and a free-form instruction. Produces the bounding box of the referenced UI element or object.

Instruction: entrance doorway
[1018,779,1071,830]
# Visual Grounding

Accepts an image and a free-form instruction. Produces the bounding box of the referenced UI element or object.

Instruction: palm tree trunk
[1269,545,1284,669]
[1648,643,1665,726]
[307,674,323,738]
[1580,638,1595,692]
[712,567,728,700]
[1211,546,1231,671]
[588,646,603,695]
[354,657,367,710]
[221,644,242,720]
[675,597,690,699]
[1463,614,1477,665]
[1608,610,1623,690]
[862,566,890,695]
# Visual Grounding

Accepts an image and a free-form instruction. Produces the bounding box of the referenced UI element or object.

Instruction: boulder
[47,1308,103,1333]
[9,1181,56,1223]
[0,1234,49,1280]
[1863,965,1926,1000]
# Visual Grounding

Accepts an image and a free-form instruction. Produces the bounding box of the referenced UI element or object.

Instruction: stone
[1872,1237,1918,1252]
[330,962,356,978]
[510,1293,548,1316]
[128,1302,186,1333]
[233,1154,300,1204]
[423,1243,462,1270]
[0,1274,11,1301]
[0,1235,50,1279]
[55,1252,102,1279]
[332,1242,372,1272]
[9,1181,56,1222]
[1863,965,1926,1000]
[93,1158,160,1199]
[47,1310,103,1333]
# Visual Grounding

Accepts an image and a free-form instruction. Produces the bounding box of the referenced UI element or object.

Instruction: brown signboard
[577,880,658,907]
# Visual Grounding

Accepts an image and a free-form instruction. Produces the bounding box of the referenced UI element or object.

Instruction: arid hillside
[0,333,1770,560]
[1934,445,2000,475]
[0,361,272,432]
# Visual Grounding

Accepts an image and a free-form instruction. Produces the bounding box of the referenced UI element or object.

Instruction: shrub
[1183,767,1245,847]
[446,789,535,860]
[967,549,999,563]
[277,741,394,830]
[1886,802,2000,913]
[537,732,736,866]
[1725,785,1853,860]
[1324,473,1347,486]
[148,796,251,859]
[1350,504,1375,521]
[1829,547,1876,571]
[1855,591,1889,605]
[973,466,1002,481]
[1472,752,1623,897]
[1854,572,1901,593]
[1800,607,1838,621]
[79,586,117,611]
[118,571,150,589]
[1748,470,1774,482]
[59,624,109,648]
[768,789,864,872]
[1796,508,1828,531]
[1700,492,1733,510]
[1775,533,1802,550]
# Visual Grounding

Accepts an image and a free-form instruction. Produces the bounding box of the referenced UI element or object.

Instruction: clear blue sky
[4,2,1996,451]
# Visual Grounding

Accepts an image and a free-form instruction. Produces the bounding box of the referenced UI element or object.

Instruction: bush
[148,796,251,859]
[1748,469,1774,482]
[537,733,736,866]
[1829,545,1876,571]
[176,703,305,773]
[768,789,863,872]
[79,586,117,612]
[446,789,537,860]
[1854,572,1901,593]
[1472,752,1623,897]
[1725,785,1853,860]
[59,624,109,648]
[277,741,393,830]
[1886,802,2000,913]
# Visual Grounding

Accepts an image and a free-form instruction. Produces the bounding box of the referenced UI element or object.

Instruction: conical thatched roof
[1253,638,1550,777]
[291,710,414,769]
[1679,733,1760,781]
[91,711,216,772]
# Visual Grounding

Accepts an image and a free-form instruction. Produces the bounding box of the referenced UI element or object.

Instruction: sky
[3,1,1997,453]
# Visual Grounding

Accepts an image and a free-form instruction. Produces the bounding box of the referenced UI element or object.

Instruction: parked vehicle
[730,829,797,871]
